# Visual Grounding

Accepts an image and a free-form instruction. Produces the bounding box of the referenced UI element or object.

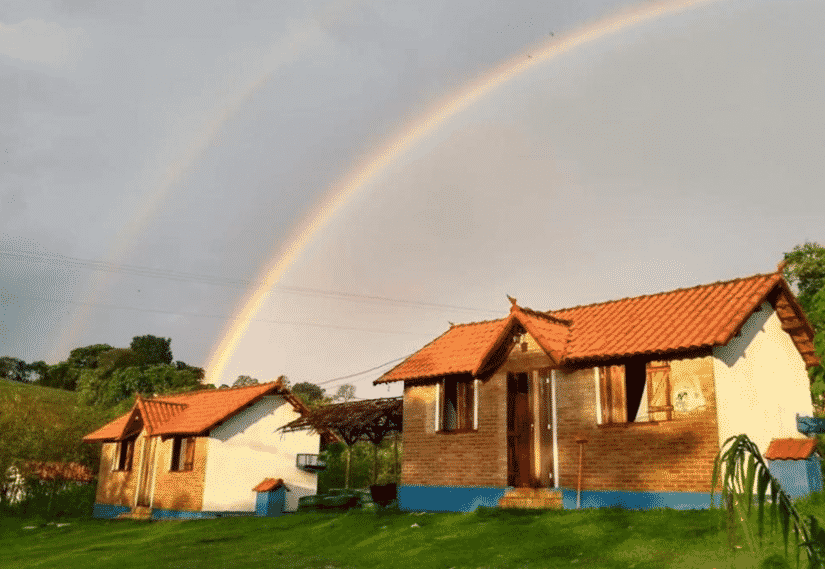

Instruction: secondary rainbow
[204,0,723,383]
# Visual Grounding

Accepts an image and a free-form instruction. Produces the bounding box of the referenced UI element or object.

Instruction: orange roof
[252,478,285,492]
[378,304,570,383]
[84,380,310,442]
[376,272,818,383]
[765,438,818,460]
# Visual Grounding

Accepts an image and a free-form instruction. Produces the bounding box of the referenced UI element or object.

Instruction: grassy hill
[0,379,114,475]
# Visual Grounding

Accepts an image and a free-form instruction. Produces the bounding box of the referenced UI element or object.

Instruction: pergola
[280,397,402,488]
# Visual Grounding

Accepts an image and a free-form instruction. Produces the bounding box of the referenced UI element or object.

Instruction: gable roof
[765,438,818,460]
[84,379,310,442]
[376,271,819,384]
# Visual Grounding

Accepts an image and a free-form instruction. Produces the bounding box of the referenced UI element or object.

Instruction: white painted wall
[201,396,320,513]
[713,302,814,454]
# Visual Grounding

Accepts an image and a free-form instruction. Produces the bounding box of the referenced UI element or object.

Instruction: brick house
[375,271,820,511]
[84,379,323,519]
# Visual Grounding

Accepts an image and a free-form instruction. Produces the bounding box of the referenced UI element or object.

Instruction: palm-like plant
[713,434,825,567]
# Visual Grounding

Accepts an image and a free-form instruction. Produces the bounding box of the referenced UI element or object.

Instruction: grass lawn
[4,502,823,569]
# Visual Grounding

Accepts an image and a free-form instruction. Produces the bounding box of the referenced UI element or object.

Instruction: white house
[84,379,327,519]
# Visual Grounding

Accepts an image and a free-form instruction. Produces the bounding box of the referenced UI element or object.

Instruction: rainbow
[204,0,723,383]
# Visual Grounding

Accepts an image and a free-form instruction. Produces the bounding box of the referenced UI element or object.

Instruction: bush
[0,478,96,519]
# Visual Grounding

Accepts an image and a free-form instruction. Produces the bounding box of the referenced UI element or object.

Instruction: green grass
[3,504,821,569]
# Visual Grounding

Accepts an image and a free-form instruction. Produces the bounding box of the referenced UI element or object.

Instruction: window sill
[436,429,478,434]
[111,469,133,473]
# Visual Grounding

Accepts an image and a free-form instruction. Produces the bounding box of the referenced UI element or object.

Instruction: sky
[2,0,824,401]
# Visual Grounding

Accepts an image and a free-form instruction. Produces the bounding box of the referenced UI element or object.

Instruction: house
[83,379,324,519]
[374,270,820,511]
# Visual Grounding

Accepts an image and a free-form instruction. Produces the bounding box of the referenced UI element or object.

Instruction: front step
[498,488,563,510]
[118,506,152,520]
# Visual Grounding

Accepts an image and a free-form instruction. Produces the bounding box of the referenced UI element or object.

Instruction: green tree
[41,361,80,390]
[291,382,327,406]
[232,375,259,388]
[67,344,113,369]
[25,361,49,384]
[0,356,27,382]
[129,335,173,367]
[175,360,205,380]
[783,242,825,329]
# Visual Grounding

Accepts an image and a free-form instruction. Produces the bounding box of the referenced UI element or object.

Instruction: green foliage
[713,433,825,567]
[291,382,327,406]
[129,335,173,367]
[67,344,114,369]
[0,381,110,495]
[784,242,825,320]
[334,384,356,402]
[318,436,402,493]
[40,361,80,390]
[175,360,205,380]
[0,479,96,519]
[0,356,27,382]
[232,375,259,387]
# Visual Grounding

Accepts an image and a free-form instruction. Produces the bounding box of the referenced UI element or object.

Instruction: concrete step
[118,506,152,520]
[498,488,563,510]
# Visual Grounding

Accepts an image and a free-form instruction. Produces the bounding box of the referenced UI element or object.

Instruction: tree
[129,335,173,367]
[334,384,356,402]
[783,242,825,328]
[0,356,27,382]
[232,375,259,388]
[291,382,327,406]
[41,361,80,390]
[175,360,205,381]
[67,344,113,369]
[25,361,49,384]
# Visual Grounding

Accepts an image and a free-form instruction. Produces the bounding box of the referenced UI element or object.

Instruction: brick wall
[402,374,507,487]
[95,440,140,506]
[556,357,719,493]
[150,436,209,511]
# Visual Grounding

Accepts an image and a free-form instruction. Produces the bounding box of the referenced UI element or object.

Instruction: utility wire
[315,355,409,386]
[17,294,437,337]
[1,248,501,315]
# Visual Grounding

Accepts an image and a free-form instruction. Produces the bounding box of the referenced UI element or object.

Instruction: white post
[593,367,602,425]
[434,379,441,432]
[473,378,480,430]
[551,370,559,489]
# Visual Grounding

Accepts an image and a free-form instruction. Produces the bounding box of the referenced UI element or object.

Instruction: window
[112,437,135,472]
[598,362,672,424]
[435,377,478,432]
[170,436,195,472]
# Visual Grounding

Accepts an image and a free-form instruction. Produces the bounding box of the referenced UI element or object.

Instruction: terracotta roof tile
[764,438,818,460]
[84,379,310,442]
[550,273,785,362]
[253,478,285,492]
[375,272,819,383]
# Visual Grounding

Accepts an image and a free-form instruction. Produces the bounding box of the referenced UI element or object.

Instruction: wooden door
[507,373,532,487]
[135,437,153,507]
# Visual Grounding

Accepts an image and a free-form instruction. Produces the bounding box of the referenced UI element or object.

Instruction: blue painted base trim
[92,503,132,519]
[398,485,507,512]
[560,489,713,510]
[151,508,256,520]
[398,486,715,512]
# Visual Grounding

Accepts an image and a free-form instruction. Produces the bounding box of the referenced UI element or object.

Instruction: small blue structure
[796,415,825,436]
[253,478,287,517]
[765,438,823,499]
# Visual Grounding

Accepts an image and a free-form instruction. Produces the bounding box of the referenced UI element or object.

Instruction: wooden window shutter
[599,366,627,424]
[647,364,672,421]
[183,437,195,471]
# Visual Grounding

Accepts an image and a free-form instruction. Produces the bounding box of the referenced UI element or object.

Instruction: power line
[315,355,410,386]
[16,294,437,337]
[1,248,502,315]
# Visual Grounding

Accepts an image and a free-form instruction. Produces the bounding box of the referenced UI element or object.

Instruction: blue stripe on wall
[151,509,256,520]
[398,486,507,512]
[559,489,712,510]
[398,486,714,512]
[92,503,131,519]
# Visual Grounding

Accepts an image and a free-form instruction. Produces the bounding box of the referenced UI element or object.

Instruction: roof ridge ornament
[777,259,788,273]
[507,295,518,311]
